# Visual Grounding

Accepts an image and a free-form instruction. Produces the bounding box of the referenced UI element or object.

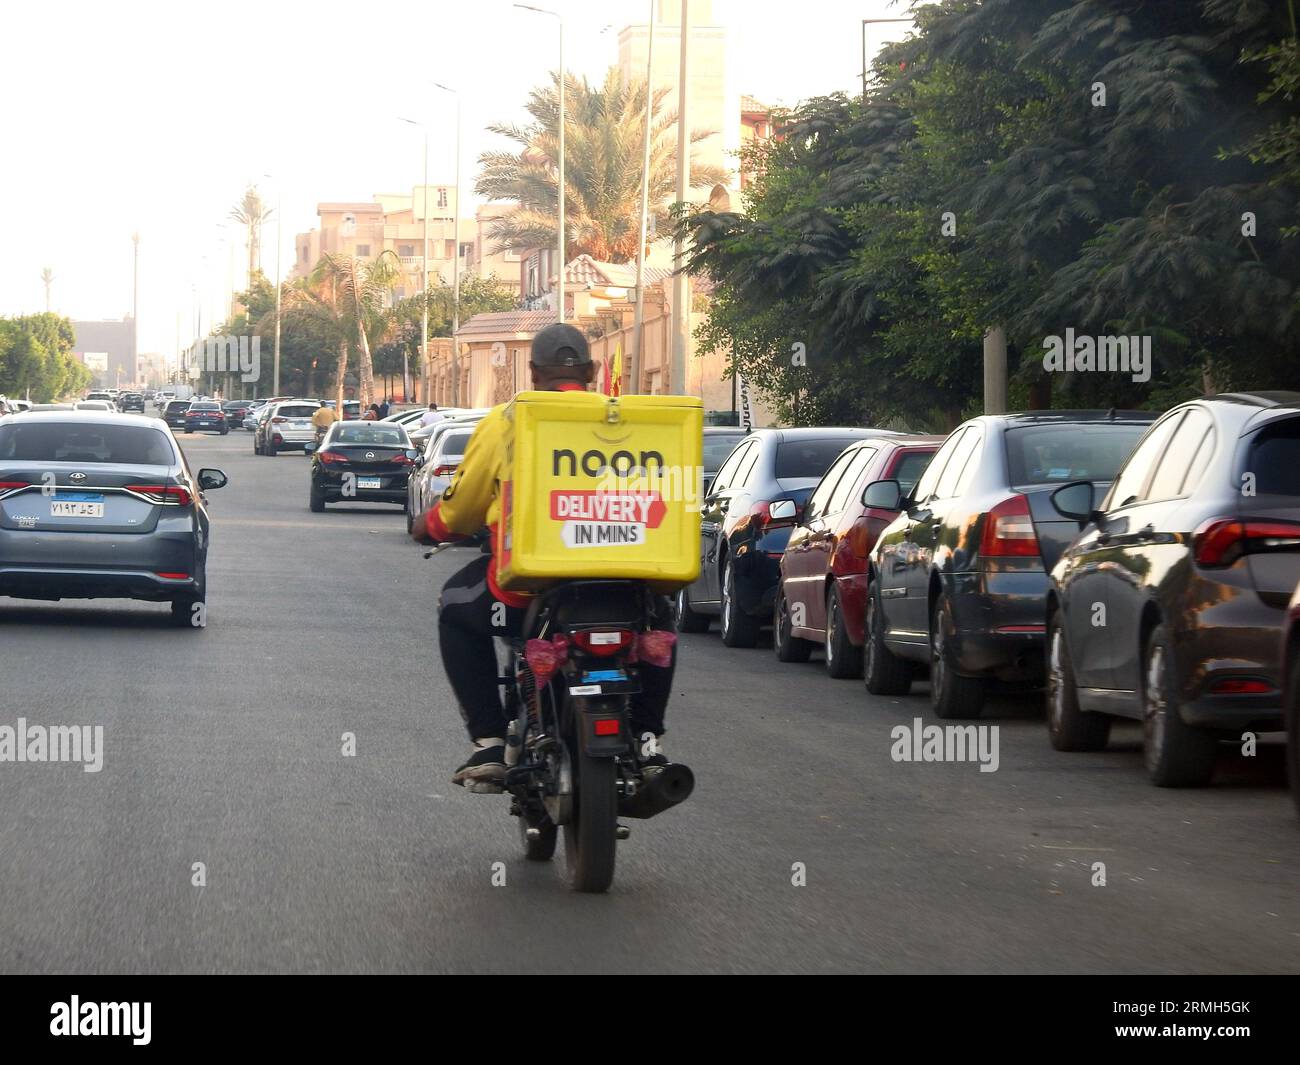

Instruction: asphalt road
[1,425,1297,974]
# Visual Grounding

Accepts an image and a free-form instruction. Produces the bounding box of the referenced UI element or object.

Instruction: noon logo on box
[551,490,666,548]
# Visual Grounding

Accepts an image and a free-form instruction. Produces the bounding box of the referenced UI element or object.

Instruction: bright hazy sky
[0,0,910,356]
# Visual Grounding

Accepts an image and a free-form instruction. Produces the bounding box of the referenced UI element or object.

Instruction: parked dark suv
[866,410,1156,717]
[1047,392,1300,787]
[676,427,898,647]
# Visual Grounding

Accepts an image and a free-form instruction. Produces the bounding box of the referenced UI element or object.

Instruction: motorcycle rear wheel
[564,746,618,893]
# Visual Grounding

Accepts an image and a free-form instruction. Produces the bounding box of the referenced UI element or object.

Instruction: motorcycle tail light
[572,630,635,657]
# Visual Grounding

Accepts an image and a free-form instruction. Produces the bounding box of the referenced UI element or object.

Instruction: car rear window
[1246,417,1300,496]
[774,437,863,480]
[334,424,407,445]
[0,422,176,465]
[277,405,318,418]
[190,403,220,411]
[1005,423,1149,486]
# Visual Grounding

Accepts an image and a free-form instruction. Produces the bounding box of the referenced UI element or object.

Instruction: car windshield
[0,422,176,465]
[774,437,863,480]
[334,424,407,445]
[437,429,473,456]
[1005,423,1149,485]
[1246,417,1300,495]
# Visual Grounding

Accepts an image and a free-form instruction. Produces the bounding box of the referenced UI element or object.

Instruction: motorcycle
[427,537,695,893]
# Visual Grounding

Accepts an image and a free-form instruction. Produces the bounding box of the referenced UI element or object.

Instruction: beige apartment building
[293,193,520,301]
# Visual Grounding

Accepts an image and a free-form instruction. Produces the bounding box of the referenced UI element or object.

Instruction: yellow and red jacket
[411,383,590,606]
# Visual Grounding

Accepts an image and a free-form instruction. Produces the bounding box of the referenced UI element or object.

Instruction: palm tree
[307,252,402,409]
[230,186,273,285]
[477,67,728,262]
[40,267,54,312]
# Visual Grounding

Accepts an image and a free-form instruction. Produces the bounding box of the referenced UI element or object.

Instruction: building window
[356,244,371,257]
[399,244,414,257]
[437,189,448,209]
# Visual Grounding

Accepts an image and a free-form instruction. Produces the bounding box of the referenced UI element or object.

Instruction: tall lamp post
[515,4,565,323]
[433,81,462,407]
[263,173,284,396]
[629,0,655,395]
[398,119,429,405]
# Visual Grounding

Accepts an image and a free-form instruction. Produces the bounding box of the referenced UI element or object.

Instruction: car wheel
[1142,622,1217,787]
[824,584,863,679]
[220,428,228,435]
[1046,610,1110,751]
[405,503,415,534]
[773,584,813,663]
[864,580,911,696]
[310,483,326,513]
[268,442,279,456]
[674,583,709,633]
[719,558,759,648]
[930,594,984,719]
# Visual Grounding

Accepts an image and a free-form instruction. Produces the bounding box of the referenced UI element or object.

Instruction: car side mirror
[411,451,424,466]
[768,498,798,522]
[198,468,228,491]
[862,478,903,512]
[1050,480,1096,525]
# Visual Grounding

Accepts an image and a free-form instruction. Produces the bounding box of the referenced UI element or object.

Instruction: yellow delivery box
[496,391,703,592]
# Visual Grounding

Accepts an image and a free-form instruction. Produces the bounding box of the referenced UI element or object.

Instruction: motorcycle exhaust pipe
[619,763,695,819]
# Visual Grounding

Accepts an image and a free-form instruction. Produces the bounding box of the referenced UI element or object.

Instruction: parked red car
[774,435,942,676]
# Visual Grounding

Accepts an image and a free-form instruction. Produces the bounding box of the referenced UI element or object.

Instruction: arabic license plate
[51,501,104,518]
[357,477,382,490]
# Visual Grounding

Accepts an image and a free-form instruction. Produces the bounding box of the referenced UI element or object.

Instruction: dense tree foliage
[683,0,1300,429]
[0,313,93,400]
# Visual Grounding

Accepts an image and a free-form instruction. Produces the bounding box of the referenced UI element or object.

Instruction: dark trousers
[438,554,675,741]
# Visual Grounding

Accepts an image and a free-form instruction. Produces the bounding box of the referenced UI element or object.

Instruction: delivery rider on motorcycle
[410,323,677,789]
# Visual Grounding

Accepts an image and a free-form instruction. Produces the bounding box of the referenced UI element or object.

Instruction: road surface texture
[1,429,1296,973]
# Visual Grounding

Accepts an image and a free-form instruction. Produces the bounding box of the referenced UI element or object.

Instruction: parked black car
[677,427,898,647]
[118,392,145,412]
[161,399,192,430]
[310,420,416,512]
[702,427,748,495]
[1047,392,1300,786]
[866,410,1156,717]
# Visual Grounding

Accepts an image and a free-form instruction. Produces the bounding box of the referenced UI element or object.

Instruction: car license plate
[357,477,382,489]
[51,501,104,518]
[292,421,308,429]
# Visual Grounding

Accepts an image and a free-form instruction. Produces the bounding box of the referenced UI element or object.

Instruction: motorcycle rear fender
[573,697,630,757]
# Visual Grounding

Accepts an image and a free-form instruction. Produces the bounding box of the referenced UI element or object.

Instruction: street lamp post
[630,0,655,395]
[434,82,462,407]
[516,4,565,323]
[263,174,284,397]
[860,17,914,102]
[670,0,690,396]
[399,119,430,406]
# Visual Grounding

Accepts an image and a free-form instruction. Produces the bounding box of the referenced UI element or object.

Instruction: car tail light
[980,494,1040,557]
[1209,677,1276,695]
[433,464,458,477]
[847,520,878,559]
[751,500,799,534]
[593,719,621,736]
[0,480,30,493]
[317,451,348,465]
[390,453,414,466]
[1193,517,1300,567]
[155,572,190,580]
[271,416,288,424]
[571,629,636,657]
[129,484,192,506]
